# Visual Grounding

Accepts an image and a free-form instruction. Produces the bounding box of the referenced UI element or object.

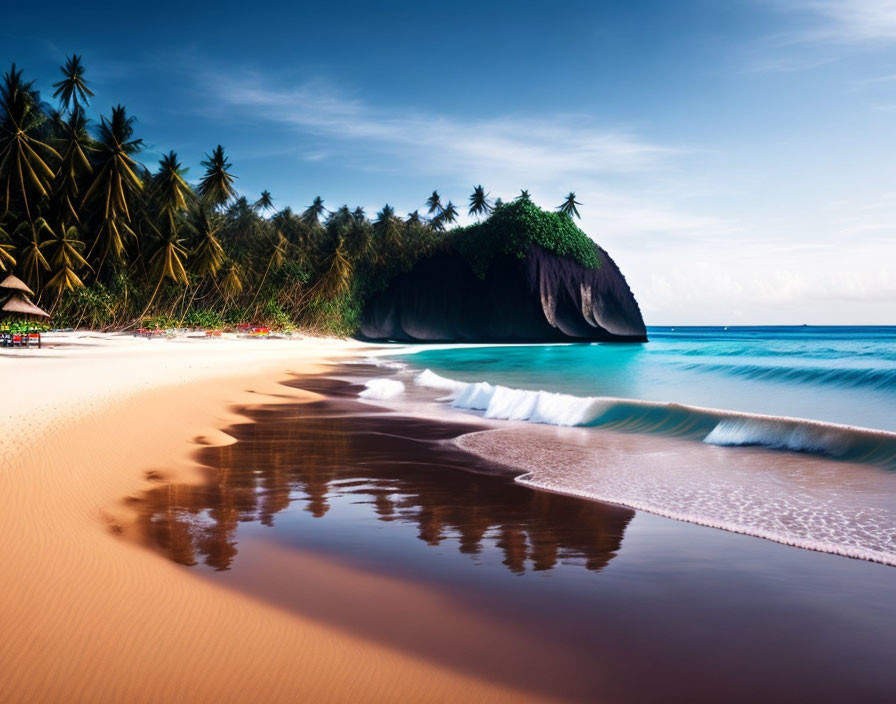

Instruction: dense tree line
[0,57,584,332]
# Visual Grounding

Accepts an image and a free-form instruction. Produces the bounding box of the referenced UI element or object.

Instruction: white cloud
[204,72,680,181]
[201,71,735,242]
[742,1,896,75]
[801,0,896,42]
[630,239,896,324]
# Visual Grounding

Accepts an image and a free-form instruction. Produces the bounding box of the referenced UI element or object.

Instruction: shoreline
[0,333,550,703]
[355,357,896,567]
[124,368,896,704]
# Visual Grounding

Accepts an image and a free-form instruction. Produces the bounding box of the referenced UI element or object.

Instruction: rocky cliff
[359,242,646,343]
[358,200,646,343]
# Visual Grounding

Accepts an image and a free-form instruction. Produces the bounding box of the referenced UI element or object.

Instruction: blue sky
[4,0,896,324]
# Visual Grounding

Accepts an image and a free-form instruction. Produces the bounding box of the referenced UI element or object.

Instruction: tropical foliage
[451,198,600,278]
[0,57,592,333]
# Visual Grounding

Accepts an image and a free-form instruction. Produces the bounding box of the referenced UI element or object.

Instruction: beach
[0,333,549,704]
[2,332,895,703]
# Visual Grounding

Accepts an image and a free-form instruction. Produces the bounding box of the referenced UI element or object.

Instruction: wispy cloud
[799,0,896,43]
[195,69,735,242]
[854,71,896,86]
[742,1,896,75]
[200,71,680,182]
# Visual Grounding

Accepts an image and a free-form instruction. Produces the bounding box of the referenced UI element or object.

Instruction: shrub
[182,309,224,329]
[449,199,600,278]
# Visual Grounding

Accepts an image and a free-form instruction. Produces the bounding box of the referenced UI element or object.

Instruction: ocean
[358,326,896,565]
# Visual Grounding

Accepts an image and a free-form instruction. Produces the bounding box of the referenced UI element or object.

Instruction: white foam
[358,378,406,399]
[443,380,622,428]
[705,419,848,455]
[477,386,605,426]
[516,474,896,566]
[452,381,497,410]
[457,427,896,567]
[352,356,408,371]
[414,369,468,394]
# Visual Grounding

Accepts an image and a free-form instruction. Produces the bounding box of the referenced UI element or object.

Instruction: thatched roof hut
[0,274,35,296]
[2,293,50,318]
[0,275,50,319]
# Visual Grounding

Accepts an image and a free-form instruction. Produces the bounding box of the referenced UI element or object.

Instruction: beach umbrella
[0,274,35,296]
[1,293,50,318]
[1,275,50,321]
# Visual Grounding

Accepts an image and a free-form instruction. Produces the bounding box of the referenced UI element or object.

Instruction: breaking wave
[359,378,406,399]
[412,370,896,469]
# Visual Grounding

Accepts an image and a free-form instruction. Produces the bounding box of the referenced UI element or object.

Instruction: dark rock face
[359,244,647,342]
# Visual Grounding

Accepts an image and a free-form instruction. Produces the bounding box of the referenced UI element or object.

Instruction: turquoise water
[398,326,896,432]
[358,326,896,564]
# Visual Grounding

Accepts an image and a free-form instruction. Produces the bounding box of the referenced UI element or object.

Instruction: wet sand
[0,336,548,704]
[131,371,896,703]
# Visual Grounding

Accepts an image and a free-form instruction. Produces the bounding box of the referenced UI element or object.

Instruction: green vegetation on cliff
[450,198,600,278]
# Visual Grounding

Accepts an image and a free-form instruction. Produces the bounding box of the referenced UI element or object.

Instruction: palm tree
[149,223,188,286]
[198,145,236,208]
[468,185,492,218]
[345,211,372,262]
[268,230,289,269]
[253,189,274,213]
[149,151,191,283]
[15,219,50,289]
[327,204,353,232]
[52,105,93,223]
[153,151,192,225]
[139,152,191,319]
[516,189,531,202]
[302,196,326,227]
[315,239,352,298]
[558,192,581,219]
[425,190,443,215]
[404,210,434,261]
[189,206,225,278]
[220,260,243,300]
[373,204,402,263]
[440,201,458,226]
[250,230,289,307]
[82,105,143,265]
[0,65,61,222]
[52,55,94,114]
[44,221,89,293]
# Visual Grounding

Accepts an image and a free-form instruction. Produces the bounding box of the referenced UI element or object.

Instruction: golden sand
[0,333,550,703]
